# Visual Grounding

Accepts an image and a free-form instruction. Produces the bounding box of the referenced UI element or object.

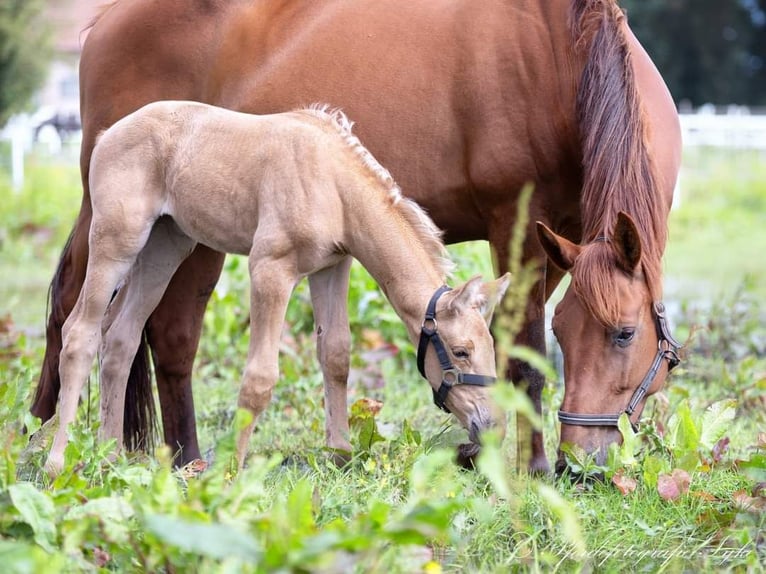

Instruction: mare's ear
[448,273,511,324]
[536,222,581,271]
[613,211,642,274]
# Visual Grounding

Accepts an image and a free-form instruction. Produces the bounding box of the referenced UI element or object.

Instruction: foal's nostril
[468,421,482,444]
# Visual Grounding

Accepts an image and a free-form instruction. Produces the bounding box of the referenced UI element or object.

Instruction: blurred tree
[0,0,52,127]
[621,0,766,106]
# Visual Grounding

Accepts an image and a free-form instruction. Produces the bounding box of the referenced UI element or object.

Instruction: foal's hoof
[456,442,481,470]
[328,449,352,468]
[44,455,64,479]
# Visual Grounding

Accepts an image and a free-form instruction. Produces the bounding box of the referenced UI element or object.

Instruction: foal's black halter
[557,301,682,431]
[416,285,497,413]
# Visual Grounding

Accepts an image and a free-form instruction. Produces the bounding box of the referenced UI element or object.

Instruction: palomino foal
[45,101,510,475]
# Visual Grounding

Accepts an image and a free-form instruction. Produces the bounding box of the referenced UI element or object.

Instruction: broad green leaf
[737,453,766,482]
[666,400,700,464]
[144,513,261,562]
[0,540,66,574]
[476,438,511,499]
[699,399,737,450]
[63,496,134,545]
[537,484,586,559]
[8,483,57,553]
[287,479,317,534]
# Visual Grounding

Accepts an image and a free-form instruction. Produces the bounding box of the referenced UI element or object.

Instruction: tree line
[621,0,766,108]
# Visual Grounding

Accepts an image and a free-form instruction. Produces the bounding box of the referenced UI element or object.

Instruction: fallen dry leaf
[612,472,638,496]
[732,489,766,513]
[657,474,681,501]
[657,469,691,501]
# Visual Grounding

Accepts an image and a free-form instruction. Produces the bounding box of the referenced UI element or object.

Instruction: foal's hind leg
[236,248,299,470]
[308,258,353,463]
[99,219,196,452]
[46,217,155,475]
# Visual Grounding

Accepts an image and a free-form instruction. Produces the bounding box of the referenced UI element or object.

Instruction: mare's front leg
[145,244,225,464]
[99,220,197,451]
[490,225,551,475]
[236,248,298,470]
[308,258,353,464]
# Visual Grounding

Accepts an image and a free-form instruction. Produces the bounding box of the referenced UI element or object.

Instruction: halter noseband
[416,285,496,413]
[557,301,682,432]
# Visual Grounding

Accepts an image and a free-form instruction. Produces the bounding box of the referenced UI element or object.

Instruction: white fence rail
[680,111,766,149]
[4,109,766,192]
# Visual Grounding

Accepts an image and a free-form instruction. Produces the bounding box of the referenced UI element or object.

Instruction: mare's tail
[33,225,158,451]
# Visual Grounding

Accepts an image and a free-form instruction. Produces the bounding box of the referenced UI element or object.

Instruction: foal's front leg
[236,251,298,470]
[308,258,353,463]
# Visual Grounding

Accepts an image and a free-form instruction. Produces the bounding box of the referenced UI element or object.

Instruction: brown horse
[34,0,682,473]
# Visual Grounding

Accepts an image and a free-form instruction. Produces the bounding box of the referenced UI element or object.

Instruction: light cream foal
[45,101,510,475]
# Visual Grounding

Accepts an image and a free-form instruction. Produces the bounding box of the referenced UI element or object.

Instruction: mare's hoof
[456,442,481,470]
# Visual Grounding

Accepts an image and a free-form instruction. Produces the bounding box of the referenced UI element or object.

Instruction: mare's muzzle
[416,285,496,413]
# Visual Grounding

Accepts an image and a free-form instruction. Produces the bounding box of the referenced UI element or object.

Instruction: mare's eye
[613,327,636,348]
[452,348,470,360]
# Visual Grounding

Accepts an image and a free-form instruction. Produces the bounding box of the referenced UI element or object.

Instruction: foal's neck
[345,198,447,343]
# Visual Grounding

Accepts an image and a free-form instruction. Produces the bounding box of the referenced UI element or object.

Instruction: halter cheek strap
[416,286,496,413]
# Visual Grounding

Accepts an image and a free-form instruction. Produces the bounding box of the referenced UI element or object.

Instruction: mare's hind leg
[308,258,353,462]
[46,216,155,475]
[235,248,299,470]
[145,244,225,464]
[99,218,196,451]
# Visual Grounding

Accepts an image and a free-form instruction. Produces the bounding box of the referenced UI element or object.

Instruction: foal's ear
[613,211,642,274]
[536,222,581,271]
[449,273,511,324]
[476,272,511,324]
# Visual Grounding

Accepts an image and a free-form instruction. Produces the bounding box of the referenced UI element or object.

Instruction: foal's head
[537,212,679,473]
[417,275,511,446]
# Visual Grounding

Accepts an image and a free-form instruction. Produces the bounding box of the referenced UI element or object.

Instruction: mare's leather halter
[557,301,682,432]
[416,285,496,413]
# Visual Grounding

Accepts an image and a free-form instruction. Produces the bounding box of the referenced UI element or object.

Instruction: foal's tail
[33,222,158,452]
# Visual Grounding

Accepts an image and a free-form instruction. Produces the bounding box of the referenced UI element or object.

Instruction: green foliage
[0,0,53,127]
[1,156,766,571]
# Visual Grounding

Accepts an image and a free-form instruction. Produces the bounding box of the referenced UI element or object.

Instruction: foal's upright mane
[570,0,667,326]
[297,105,454,279]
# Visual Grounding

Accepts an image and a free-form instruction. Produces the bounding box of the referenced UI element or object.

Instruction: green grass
[665,147,766,301]
[0,148,764,572]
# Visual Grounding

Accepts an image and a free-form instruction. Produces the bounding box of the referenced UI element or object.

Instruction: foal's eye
[613,327,636,348]
[452,348,470,360]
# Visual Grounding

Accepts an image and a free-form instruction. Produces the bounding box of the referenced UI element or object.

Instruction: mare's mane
[296,105,454,279]
[570,0,667,327]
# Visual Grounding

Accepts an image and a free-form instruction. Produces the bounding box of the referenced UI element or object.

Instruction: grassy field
[0,147,764,572]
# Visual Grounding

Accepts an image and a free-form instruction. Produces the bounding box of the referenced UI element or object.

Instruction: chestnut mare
[34,0,681,473]
[45,101,510,475]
